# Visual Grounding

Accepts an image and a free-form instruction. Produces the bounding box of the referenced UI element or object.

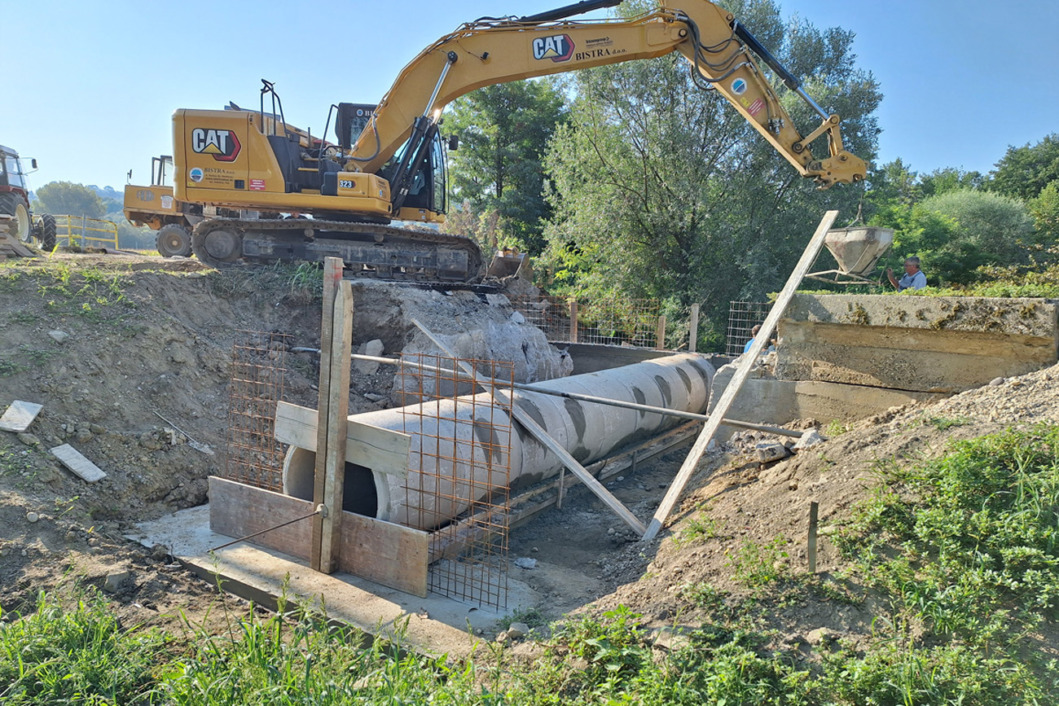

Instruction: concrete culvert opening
[283,446,379,518]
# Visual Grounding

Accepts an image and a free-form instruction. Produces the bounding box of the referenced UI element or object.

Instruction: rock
[150,544,171,562]
[793,429,825,450]
[363,392,386,403]
[102,570,133,594]
[507,622,530,640]
[495,630,510,644]
[355,339,385,375]
[514,557,538,570]
[139,431,165,451]
[485,293,510,307]
[26,511,40,523]
[755,442,790,463]
[989,377,1005,386]
[806,628,835,646]
[48,330,70,343]
[17,433,40,447]
[510,311,526,324]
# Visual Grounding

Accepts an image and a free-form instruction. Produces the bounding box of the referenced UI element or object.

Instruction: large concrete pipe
[283,352,714,530]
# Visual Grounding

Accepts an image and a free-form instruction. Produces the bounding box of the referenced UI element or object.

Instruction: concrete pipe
[283,352,714,530]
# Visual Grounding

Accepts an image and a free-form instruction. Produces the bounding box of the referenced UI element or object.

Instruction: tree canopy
[445,79,567,255]
[538,0,880,344]
[989,133,1059,202]
[34,181,106,219]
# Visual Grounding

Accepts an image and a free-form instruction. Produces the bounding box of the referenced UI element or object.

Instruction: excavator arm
[347,0,866,187]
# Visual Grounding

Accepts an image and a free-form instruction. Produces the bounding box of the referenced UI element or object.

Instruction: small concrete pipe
[283,352,714,530]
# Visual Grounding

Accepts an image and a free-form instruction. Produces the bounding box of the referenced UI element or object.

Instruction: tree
[1029,180,1059,246]
[894,189,1034,284]
[989,133,1059,202]
[540,0,880,340]
[445,79,567,255]
[34,181,106,219]
[919,167,984,198]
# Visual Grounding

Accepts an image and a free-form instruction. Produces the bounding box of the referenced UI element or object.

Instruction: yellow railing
[54,215,119,250]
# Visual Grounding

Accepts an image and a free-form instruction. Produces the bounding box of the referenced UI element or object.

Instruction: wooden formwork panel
[208,477,429,597]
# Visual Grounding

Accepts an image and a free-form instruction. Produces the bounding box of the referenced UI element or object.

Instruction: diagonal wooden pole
[311,258,354,572]
[641,210,839,541]
[411,319,647,535]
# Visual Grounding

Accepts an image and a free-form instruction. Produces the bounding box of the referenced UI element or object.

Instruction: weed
[498,606,547,631]
[825,418,852,437]
[0,358,20,377]
[674,509,718,546]
[9,311,38,325]
[726,535,791,589]
[922,414,971,430]
[679,581,727,613]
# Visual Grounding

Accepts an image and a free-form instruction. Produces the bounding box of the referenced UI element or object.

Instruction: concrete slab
[131,505,539,658]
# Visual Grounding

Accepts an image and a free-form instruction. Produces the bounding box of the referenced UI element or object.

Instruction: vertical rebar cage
[225,331,291,492]
[397,353,514,609]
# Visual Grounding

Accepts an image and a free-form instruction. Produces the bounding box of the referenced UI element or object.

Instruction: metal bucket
[824,227,893,276]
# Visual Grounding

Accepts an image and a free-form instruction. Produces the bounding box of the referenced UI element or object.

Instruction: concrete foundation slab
[131,506,538,658]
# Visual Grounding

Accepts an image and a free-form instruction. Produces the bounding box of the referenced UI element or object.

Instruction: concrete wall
[777,294,1059,393]
[711,294,1058,434]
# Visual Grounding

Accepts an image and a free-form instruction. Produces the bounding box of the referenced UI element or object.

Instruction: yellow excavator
[147,0,866,279]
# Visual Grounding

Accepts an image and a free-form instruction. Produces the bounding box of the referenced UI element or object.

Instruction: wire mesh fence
[726,301,772,356]
[396,353,514,609]
[509,294,571,342]
[510,294,665,349]
[224,331,291,492]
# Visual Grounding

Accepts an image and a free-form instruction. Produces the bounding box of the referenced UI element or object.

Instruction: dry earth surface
[2,251,1057,655]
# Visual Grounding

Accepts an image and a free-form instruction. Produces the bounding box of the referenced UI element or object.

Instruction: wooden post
[807,501,819,574]
[311,258,354,573]
[412,319,646,535]
[656,315,667,350]
[641,211,838,541]
[569,300,579,343]
[689,304,700,353]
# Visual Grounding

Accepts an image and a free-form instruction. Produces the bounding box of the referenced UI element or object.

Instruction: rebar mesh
[397,354,513,609]
[224,331,291,491]
[577,298,662,347]
[726,301,772,356]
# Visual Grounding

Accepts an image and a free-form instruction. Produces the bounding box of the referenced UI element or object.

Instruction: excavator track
[191,218,484,283]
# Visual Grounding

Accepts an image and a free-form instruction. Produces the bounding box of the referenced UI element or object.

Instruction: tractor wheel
[36,214,57,250]
[156,223,193,258]
[0,193,31,242]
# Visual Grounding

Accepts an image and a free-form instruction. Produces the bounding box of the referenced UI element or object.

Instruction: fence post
[569,300,579,343]
[655,315,667,350]
[689,304,699,353]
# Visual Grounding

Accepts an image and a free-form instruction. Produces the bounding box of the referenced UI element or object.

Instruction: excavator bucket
[824,227,893,276]
[487,249,533,282]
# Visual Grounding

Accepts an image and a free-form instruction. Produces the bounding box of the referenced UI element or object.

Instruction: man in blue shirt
[887,256,927,291]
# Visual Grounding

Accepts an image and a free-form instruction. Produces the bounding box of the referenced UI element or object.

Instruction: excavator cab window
[336,103,377,150]
[381,129,447,215]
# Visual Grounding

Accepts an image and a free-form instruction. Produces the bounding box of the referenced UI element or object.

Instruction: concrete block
[777,295,1058,393]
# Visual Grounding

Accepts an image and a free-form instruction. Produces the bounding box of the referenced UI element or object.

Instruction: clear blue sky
[7,0,1058,191]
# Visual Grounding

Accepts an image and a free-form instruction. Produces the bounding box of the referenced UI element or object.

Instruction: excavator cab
[336,102,448,220]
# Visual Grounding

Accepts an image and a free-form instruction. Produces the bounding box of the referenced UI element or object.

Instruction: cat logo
[532,34,574,62]
[191,128,242,162]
